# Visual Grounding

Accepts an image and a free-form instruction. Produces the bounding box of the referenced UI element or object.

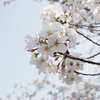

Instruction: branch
[76,9,92,26]
[86,52,100,59]
[69,23,100,28]
[57,52,100,65]
[74,71,100,76]
[2,0,16,6]
[76,30,100,46]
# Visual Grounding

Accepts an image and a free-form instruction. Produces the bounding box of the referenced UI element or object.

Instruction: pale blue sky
[0,0,97,99]
[0,0,49,98]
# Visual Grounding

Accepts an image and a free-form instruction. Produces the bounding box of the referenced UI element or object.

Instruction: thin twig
[86,52,100,59]
[69,23,100,28]
[74,71,100,76]
[76,30,100,46]
[76,9,93,26]
[57,52,100,65]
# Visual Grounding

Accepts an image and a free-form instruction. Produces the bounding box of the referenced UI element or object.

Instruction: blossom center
[44,46,49,51]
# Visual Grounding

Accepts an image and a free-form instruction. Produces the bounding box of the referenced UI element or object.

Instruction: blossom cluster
[2,0,100,21]
[1,76,100,100]
[61,0,100,22]
[3,0,100,23]
[25,5,85,85]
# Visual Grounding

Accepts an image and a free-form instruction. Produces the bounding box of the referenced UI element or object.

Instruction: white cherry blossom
[25,35,39,49]
[48,33,67,52]
[64,26,77,48]
[51,22,65,34]
[46,60,57,73]
[24,4,88,85]
[40,5,60,24]
[66,68,74,76]
[29,53,38,65]
[35,56,48,74]
[37,45,53,57]
[38,24,53,38]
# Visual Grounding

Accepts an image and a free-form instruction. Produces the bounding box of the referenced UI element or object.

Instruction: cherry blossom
[25,34,39,49]
[23,1,100,85]
[37,45,53,57]
[48,33,67,52]
[35,56,48,74]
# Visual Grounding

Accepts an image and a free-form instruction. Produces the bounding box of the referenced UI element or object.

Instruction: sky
[0,0,49,98]
[0,0,98,99]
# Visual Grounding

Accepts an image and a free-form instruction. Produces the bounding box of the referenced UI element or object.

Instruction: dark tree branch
[74,71,100,76]
[56,52,100,65]
[86,52,100,59]
[69,23,100,28]
[76,30,100,46]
